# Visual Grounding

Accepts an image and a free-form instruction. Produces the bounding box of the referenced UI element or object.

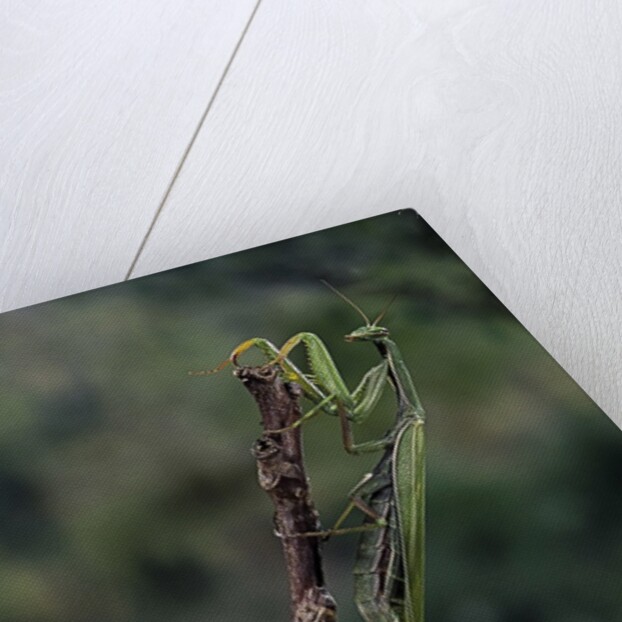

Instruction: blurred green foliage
[0,210,620,621]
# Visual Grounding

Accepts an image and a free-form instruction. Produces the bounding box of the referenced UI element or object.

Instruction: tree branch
[235,365,337,622]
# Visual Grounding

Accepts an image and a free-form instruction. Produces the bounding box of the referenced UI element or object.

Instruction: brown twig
[235,365,337,622]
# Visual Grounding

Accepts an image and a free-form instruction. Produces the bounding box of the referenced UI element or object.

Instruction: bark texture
[235,365,337,622]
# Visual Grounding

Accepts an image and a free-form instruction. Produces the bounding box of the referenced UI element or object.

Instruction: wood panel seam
[124,0,265,281]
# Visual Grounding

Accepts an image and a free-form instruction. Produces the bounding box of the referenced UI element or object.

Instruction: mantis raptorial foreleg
[200,333,391,441]
[275,332,388,424]
[268,361,390,434]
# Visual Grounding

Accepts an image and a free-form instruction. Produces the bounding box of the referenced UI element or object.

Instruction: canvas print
[0,210,620,621]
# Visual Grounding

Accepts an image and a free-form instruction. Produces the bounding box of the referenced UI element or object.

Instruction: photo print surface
[0,210,620,621]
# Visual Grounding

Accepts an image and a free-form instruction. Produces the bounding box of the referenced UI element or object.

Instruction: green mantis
[204,284,425,621]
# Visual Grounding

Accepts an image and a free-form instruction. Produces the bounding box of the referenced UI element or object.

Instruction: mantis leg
[339,403,395,455]
[293,471,391,538]
[189,338,282,376]
[267,393,337,433]
[351,360,389,424]
[277,332,390,425]
[332,473,390,528]
[229,338,328,405]
[277,332,353,402]
[206,333,393,444]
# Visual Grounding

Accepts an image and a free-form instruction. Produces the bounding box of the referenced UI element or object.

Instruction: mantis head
[345,324,390,342]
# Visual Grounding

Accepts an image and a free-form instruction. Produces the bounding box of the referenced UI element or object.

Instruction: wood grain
[0,0,257,311]
[133,0,621,419]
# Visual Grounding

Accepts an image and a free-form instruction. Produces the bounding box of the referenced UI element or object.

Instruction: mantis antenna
[372,294,398,326]
[320,279,370,325]
[321,279,397,327]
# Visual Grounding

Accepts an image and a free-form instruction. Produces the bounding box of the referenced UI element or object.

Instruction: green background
[0,210,620,621]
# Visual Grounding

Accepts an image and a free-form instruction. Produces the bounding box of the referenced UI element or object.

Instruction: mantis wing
[393,417,425,622]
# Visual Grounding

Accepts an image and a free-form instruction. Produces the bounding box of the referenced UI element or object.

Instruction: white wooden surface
[2,1,620,420]
[0,0,258,308]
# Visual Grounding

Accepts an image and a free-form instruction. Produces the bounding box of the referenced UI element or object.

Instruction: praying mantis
[200,283,426,622]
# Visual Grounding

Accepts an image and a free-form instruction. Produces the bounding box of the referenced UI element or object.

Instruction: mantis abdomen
[351,452,405,622]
